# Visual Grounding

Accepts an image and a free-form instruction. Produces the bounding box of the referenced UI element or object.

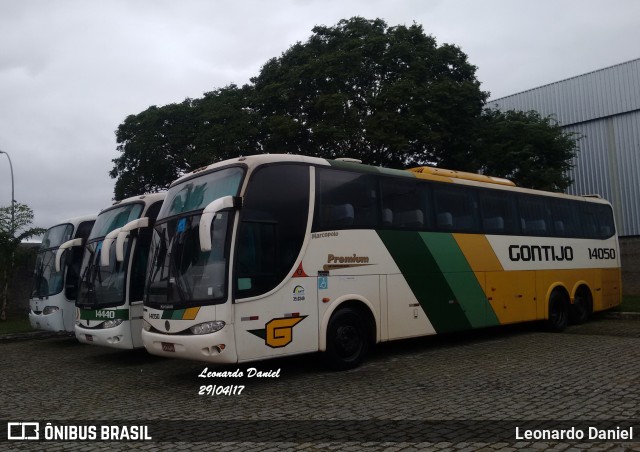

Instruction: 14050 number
[588,248,616,260]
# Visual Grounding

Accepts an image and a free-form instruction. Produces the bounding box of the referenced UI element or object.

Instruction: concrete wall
[620,236,640,296]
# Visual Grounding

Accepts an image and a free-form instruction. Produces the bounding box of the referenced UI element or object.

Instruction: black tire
[323,307,369,371]
[569,290,593,325]
[546,290,569,332]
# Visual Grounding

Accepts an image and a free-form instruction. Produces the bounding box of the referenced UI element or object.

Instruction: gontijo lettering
[508,244,573,262]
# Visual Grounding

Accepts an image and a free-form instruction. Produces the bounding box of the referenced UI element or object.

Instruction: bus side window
[130,228,153,302]
[433,185,479,233]
[380,178,428,230]
[314,169,378,230]
[549,200,581,238]
[479,190,516,235]
[64,220,95,300]
[518,195,551,236]
[581,203,615,239]
[146,201,163,221]
[597,205,615,239]
[580,204,599,238]
[65,246,84,300]
[75,221,95,241]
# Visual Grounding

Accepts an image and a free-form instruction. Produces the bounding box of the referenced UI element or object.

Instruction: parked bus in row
[142,154,621,369]
[29,215,96,332]
[57,193,165,349]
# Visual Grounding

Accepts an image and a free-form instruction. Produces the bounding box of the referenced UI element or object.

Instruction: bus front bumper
[75,322,135,350]
[29,310,67,333]
[142,327,238,363]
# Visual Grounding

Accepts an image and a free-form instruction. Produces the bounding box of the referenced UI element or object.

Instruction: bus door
[232,164,315,362]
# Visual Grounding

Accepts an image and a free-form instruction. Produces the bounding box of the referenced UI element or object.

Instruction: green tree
[473,109,579,191]
[110,100,196,200]
[191,84,260,164]
[109,17,578,197]
[0,203,46,321]
[252,17,487,169]
[111,85,259,200]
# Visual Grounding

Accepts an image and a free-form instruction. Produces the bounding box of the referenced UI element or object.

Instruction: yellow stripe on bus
[452,234,503,272]
[183,307,200,320]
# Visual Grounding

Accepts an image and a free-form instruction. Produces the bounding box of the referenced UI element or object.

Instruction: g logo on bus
[248,316,307,348]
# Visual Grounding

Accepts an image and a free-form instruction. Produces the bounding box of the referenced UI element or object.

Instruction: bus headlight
[42,306,60,315]
[102,319,124,329]
[143,320,152,332]
[190,321,225,335]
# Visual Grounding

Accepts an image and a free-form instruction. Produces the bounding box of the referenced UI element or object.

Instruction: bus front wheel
[546,290,569,332]
[323,307,369,371]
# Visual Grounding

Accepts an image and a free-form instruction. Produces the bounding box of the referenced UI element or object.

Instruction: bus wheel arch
[545,286,570,332]
[570,283,593,325]
[321,299,377,371]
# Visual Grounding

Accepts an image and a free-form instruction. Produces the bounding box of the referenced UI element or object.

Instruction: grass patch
[0,317,34,335]
[615,295,640,312]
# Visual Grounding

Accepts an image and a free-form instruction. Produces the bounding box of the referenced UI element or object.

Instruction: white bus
[71,193,165,349]
[29,215,96,332]
[142,155,621,369]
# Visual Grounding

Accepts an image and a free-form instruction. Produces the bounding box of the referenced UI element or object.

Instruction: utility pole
[0,149,15,320]
[0,149,15,234]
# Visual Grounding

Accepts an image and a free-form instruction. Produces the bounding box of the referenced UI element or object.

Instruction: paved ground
[1,314,640,451]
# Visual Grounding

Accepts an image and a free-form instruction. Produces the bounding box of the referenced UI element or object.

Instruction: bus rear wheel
[570,289,593,325]
[546,290,569,332]
[323,307,369,371]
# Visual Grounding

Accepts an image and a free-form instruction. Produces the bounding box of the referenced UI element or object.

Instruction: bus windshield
[31,224,74,298]
[146,212,231,308]
[146,167,244,308]
[89,203,143,240]
[158,166,244,219]
[41,224,74,250]
[77,203,143,308]
[77,238,131,308]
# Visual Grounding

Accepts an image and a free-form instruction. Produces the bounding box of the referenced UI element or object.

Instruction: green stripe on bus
[162,309,186,320]
[377,230,471,333]
[79,308,129,321]
[419,233,499,328]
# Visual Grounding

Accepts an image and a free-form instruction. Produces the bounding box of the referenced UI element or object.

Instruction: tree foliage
[474,109,578,191]
[0,203,46,320]
[111,85,260,200]
[252,17,486,169]
[110,17,578,199]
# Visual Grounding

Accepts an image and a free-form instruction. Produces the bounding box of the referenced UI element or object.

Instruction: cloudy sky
[1,0,639,233]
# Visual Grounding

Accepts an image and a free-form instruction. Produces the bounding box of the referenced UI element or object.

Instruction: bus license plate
[85,334,93,342]
[161,342,175,352]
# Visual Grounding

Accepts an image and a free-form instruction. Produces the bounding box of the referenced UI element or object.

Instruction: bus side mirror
[199,196,240,253]
[115,217,150,263]
[55,238,83,272]
[100,227,122,267]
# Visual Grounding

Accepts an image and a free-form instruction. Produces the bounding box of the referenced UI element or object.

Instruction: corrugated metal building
[487,58,640,238]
